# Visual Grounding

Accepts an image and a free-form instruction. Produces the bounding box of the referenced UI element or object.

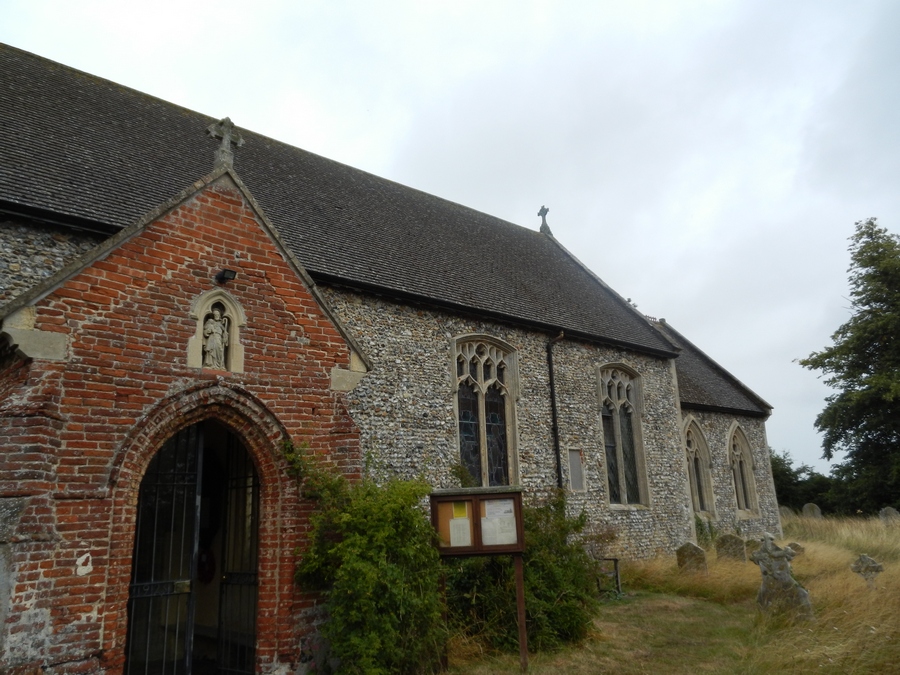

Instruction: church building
[0,44,780,675]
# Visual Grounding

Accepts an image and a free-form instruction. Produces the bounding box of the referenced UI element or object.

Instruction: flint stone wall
[673,410,781,540]
[0,219,103,303]
[321,288,694,558]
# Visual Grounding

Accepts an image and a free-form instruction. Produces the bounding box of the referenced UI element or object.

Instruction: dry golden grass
[446,515,900,674]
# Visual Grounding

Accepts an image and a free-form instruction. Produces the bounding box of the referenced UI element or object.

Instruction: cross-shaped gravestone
[851,554,884,588]
[207,117,244,169]
[750,533,813,620]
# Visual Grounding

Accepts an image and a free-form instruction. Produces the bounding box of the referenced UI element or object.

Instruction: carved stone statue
[203,307,229,370]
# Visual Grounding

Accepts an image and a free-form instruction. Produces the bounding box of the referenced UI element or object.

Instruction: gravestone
[676,542,708,574]
[878,507,900,524]
[779,505,795,519]
[786,542,805,556]
[750,533,813,620]
[715,533,747,562]
[850,554,884,588]
[801,503,822,519]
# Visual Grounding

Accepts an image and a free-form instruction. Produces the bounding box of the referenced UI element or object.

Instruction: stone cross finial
[538,205,552,235]
[206,117,244,170]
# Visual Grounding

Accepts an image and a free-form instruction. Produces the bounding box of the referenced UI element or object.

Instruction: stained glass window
[730,430,756,512]
[685,425,713,515]
[454,337,516,488]
[599,368,646,505]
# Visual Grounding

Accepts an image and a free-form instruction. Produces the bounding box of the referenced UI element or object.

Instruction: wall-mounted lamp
[215,268,237,284]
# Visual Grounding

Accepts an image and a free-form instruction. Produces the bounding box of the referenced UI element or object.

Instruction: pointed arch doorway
[124,420,260,675]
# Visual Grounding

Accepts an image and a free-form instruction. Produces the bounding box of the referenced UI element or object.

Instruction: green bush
[444,491,600,652]
[288,445,446,675]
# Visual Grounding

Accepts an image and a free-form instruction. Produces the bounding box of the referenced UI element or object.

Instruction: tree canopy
[800,218,900,512]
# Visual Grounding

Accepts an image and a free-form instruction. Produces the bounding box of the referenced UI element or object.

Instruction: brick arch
[101,381,302,672]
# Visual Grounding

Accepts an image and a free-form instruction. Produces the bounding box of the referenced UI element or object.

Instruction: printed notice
[452,501,468,519]
[481,499,517,546]
[449,518,472,547]
[484,499,514,519]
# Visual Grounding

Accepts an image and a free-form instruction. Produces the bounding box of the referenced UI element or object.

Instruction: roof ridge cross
[206,117,244,170]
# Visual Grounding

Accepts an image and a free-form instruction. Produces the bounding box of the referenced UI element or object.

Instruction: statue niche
[187,290,246,373]
[203,302,230,370]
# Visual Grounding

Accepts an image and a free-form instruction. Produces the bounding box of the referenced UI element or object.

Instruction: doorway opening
[124,420,259,675]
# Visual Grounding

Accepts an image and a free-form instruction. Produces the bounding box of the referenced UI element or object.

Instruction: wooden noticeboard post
[431,487,528,672]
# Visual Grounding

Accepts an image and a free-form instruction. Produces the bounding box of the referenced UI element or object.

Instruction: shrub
[444,491,600,652]
[288,444,446,674]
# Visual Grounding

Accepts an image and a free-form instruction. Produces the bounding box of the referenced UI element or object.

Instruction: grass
[446,515,900,674]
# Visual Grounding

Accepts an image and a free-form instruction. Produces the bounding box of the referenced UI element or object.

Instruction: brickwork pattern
[0,178,360,674]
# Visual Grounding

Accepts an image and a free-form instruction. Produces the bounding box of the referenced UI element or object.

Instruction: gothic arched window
[453,336,518,487]
[684,421,714,515]
[730,427,758,512]
[598,366,647,505]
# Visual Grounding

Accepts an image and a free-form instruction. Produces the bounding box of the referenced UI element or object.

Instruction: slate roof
[650,318,771,417]
[0,43,678,357]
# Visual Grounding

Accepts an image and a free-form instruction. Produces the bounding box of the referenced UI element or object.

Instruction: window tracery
[730,427,757,512]
[598,366,647,505]
[684,421,714,515]
[453,336,517,487]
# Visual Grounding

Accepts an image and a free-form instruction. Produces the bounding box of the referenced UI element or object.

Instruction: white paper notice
[481,516,517,545]
[484,499,514,519]
[481,499,518,546]
[449,518,472,547]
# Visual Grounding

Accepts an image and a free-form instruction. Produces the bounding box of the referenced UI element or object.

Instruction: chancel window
[685,423,714,515]
[599,366,646,505]
[730,428,757,512]
[454,337,517,487]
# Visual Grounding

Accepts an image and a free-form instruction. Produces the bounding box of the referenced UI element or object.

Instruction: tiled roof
[0,43,678,356]
[649,318,771,417]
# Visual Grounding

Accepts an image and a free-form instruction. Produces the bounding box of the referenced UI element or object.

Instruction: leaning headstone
[676,542,708,574]
[779,505,796,519]
[750,533,813,620]
[716,533,747,562]
[801,503,823,519]
[878,507,900,524]
[851,554,884,588]
[786,542,805,556]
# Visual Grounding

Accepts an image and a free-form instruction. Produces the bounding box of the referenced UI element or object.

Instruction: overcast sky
[4,0,898,473]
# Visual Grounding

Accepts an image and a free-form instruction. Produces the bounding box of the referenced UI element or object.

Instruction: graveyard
[445,510,900,674]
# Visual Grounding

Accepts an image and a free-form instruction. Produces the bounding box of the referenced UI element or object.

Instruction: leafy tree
[800,218,900,512]
[769,450,838,513]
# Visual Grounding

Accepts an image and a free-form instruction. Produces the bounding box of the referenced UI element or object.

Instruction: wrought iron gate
[125,423,259,675]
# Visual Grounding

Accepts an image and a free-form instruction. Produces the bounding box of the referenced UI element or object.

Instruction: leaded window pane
[458,382,482,485]
[621,407,640,504]
[738,459,750,510]
[693,456,706,511]
[603,407,620,504]
[485,386,509,486]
